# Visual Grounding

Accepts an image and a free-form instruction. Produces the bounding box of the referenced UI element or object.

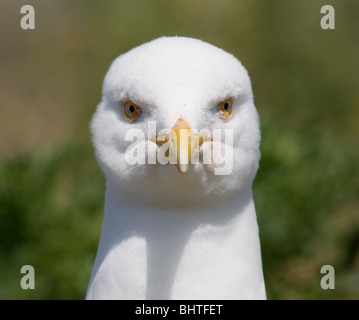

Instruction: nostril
[154,135,169,147]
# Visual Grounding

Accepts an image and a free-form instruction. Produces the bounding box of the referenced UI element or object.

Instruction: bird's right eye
[124,100,141,121]
[218,97,233,119]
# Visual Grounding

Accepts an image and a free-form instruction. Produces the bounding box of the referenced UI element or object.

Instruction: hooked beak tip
[177,163,189,174]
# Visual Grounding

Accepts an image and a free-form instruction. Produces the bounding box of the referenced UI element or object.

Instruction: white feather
[86,36,266,299]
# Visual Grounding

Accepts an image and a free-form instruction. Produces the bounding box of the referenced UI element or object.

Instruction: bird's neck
[103,180,254,236]
[89,181,265,299]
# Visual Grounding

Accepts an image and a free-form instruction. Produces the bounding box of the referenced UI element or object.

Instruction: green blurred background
[0,0,358,299]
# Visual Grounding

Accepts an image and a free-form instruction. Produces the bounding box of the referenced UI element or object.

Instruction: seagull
[86,36,266,300]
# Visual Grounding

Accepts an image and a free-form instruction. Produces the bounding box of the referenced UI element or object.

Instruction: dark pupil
[224,103,229,110]
[129,105,135,113]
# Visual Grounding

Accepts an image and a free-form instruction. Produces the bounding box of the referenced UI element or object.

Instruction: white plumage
[86,36,266,299]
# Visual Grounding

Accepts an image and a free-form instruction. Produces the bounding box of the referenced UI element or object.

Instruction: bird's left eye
[219,98,233,118]
[124,100,141,121]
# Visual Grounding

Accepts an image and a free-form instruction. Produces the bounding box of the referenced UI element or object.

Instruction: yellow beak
[154,117,212,173]
[169,118,193,173]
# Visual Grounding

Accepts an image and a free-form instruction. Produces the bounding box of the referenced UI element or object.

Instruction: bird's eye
[124,100,141,121]
[219,98,233,118]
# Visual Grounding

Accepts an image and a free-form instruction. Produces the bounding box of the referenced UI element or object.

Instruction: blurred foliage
[0,143,104,299]
[0,0,358,299]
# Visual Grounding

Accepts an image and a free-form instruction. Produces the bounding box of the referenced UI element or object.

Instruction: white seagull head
[91,36,260,207]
